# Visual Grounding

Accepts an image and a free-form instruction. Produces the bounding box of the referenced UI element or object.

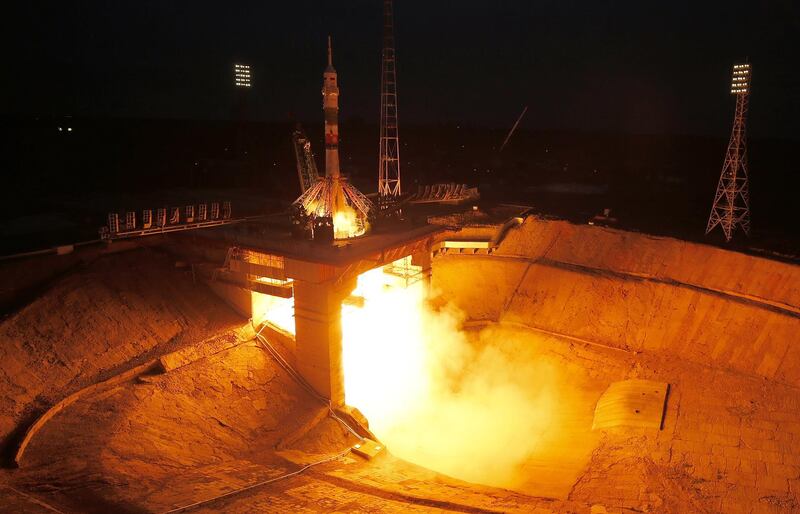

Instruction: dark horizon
[7,1,800,139]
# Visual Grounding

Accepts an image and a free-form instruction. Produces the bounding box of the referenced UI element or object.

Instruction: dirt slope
[0,248,242,456]
[12,342,336,512]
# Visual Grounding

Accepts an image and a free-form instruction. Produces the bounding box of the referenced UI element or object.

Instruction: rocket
[291,36,370,240]
[323,36,340,179]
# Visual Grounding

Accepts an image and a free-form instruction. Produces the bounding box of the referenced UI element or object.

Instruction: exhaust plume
[341,262,584,489]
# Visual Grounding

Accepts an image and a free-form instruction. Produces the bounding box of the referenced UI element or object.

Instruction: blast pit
[339,258,599,494]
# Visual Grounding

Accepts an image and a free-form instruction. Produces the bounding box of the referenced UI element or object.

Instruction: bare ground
[3,321,799,513]
[0,247,243,462]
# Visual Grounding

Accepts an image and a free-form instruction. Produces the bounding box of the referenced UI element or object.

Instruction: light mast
[706,62,752,241]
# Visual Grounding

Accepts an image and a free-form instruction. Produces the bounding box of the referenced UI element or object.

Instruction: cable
[249,319,365,441]
[254,332,364,441]
[161,320,369,514]
[2,486,66,514]
[161,447,352,514]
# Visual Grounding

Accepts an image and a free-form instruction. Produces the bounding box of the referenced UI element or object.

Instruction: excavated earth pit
[1,218,799,513]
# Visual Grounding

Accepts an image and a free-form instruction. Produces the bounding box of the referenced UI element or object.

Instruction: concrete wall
[208,281,252,318]
[433,218,800,387]
[498,218,800,309]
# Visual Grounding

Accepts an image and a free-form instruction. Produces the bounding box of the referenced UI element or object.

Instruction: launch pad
[170,203,525,405]
[5,206,800,514]
[176,216,440,405]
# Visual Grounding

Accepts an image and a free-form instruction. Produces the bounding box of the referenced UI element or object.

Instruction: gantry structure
[378,0,401,197]
[292,126,321,194]
[706,63,752,241]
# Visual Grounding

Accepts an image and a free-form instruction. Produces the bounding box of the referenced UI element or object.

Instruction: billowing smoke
[341,263,581,490]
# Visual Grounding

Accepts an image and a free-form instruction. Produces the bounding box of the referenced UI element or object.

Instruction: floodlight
[730,63,750,94]
[234,63,252,88]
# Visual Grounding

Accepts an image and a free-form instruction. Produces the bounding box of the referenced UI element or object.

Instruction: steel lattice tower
[706,63,752,241]
[378,0,401,197]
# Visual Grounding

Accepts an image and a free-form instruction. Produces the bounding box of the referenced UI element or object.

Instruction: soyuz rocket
[291,35,370,240]
[323,36,340,180]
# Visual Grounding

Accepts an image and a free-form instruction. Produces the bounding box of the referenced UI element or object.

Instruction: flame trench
[342,259,430,429]
[341,258,567,489]
[252,291,295,335]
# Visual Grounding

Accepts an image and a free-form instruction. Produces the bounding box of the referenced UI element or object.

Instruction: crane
[499,105,528,153]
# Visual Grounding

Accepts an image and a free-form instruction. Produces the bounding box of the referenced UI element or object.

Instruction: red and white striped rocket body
[323,36,340,179]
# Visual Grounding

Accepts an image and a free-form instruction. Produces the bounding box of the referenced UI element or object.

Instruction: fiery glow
[251,291,295,335]
[342,264,430,429]
[295,176,370,240]
[332,205,365,239]
[299,184,366,239]
[341,258,583,490]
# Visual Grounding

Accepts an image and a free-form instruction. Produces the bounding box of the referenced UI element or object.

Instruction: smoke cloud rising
[341,264,587,490]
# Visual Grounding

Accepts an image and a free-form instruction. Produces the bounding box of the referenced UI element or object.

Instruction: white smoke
[341,266,583,490]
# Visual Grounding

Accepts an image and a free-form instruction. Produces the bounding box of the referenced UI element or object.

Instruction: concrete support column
[293,277,356,406]
[412,249,432,287]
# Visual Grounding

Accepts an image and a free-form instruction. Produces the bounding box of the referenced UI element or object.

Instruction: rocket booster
[323,36,340,179]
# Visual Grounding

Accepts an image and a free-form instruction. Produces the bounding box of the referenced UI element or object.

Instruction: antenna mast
[706,63,752,241]
[378,0,401,197]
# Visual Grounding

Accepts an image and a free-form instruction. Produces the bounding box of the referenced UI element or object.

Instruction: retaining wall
[433,218,800,386]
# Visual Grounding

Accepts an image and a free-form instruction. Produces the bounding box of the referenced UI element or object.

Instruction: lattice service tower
[378,0,401,197]
[706,63,752,241]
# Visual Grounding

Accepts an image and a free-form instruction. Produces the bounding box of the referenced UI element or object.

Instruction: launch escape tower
[378,0,401,199]
[706,63,752,242]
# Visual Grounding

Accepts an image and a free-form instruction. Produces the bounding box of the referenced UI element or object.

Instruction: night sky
[8,1,799,138]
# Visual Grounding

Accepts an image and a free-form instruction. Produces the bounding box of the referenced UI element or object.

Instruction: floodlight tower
[232,63,252,119]
[232,63,253,161]
[378,0,401,198]
[706,63,752,241]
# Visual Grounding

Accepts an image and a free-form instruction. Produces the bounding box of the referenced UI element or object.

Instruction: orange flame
[340,258,582,491]
[332,205,365,239]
